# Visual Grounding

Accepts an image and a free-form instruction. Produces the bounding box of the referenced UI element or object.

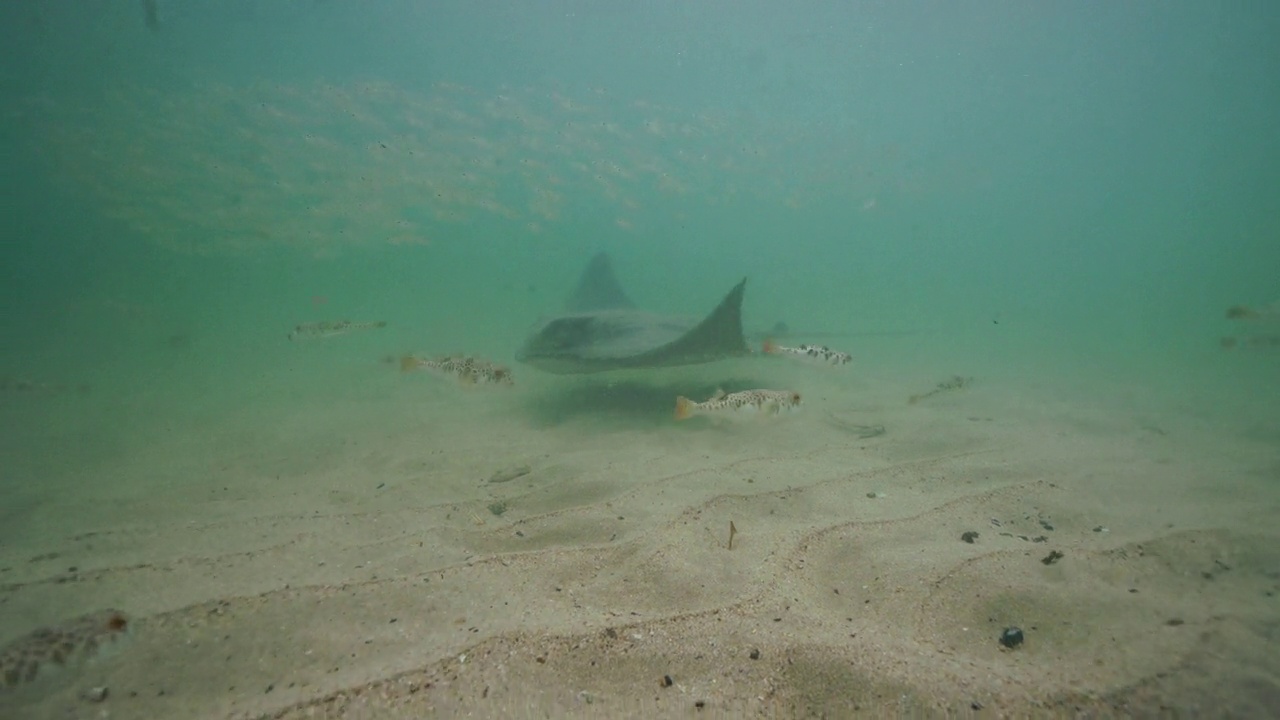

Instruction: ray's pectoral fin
[565,252,636,312]
[640,278,749,366]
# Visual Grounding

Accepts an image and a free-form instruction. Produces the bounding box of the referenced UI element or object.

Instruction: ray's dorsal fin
[643,278,750,364]
[565,252,635,312]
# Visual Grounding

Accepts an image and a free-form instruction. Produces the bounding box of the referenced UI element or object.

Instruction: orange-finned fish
[674,389,801,421]
[762,339,851,367]
[400,354,514,386]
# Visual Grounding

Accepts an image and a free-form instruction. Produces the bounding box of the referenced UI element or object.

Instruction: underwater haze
[1,1,1278,718]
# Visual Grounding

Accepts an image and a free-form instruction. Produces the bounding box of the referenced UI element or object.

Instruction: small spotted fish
[908,375,972,405]
[288,320,387,341]
[1225,303,1280,321]
[674,389,802,421]
[1221,334,1280,350]
[0,609,134,704]
[141,0,160,31]
[0,377,90,398]
[400,354,514,386]
[762,339,851,367]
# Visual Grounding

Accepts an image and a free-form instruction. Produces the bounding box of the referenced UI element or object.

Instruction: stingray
[516,253,750,374]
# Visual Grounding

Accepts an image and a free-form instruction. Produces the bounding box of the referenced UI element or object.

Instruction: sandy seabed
[1,351,1277,719]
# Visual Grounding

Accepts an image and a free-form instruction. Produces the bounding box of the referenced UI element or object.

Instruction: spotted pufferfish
[762,339,851,367]
[674,388,802,421]
[400,354,514,386]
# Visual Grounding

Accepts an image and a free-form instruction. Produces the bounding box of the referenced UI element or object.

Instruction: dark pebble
[961,531,979,544]
[1166,618,1184,626]
[660,675,673,688]
[999,627,1024,649]
[1041,550,1064,565]
[749,648,760,660]
[694,700,706,709]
